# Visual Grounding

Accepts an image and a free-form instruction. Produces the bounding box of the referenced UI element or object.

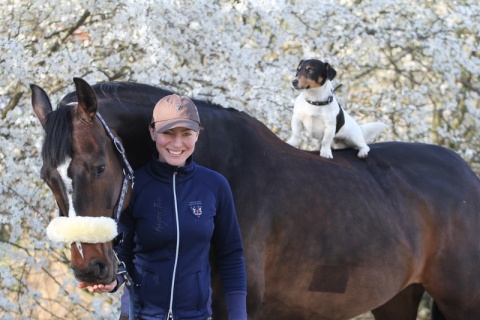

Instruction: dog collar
[305,95,333,106]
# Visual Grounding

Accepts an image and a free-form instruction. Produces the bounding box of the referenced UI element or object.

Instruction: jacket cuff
[225,291,247,320]
[109,274,125,293]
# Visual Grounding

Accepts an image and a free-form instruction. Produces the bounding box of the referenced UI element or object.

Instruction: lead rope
[115,252,135,320]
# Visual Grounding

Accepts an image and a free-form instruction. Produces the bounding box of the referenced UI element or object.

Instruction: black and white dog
[287,59,388,158]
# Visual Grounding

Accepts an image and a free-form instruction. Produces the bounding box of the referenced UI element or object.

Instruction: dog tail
[360,122,389,143]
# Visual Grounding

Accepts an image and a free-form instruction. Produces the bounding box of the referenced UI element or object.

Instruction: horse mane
[95,82,170,103]
[42,105,73,168]
[60,81,229,112]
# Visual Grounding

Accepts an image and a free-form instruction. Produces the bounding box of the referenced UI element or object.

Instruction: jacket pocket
[196,271,208,311]
[134,265,169,310]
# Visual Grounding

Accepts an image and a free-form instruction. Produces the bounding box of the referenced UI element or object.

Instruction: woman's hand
[78,279,117,293]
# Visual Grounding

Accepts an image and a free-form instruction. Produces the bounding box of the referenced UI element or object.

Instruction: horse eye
[95,165,106,176]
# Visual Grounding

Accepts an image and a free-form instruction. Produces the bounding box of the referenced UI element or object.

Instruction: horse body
[31,79,480,319]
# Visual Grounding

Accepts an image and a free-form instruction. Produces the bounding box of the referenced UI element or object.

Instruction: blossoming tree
[1,0,478,318]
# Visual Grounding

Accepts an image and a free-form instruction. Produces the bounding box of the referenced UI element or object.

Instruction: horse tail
[360,122,389,143]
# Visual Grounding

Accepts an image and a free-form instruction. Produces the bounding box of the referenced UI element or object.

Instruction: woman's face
[150,126,199,167]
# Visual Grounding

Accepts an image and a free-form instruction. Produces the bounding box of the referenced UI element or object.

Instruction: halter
[96,112,134,222]
[46,110,136,319]
[46,112,134,244]
[97,113,136,320]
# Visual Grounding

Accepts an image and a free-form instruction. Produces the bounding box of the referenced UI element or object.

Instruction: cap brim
[154,119,200,132]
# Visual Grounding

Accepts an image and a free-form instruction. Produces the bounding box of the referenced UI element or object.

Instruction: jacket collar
[146,152,196,183]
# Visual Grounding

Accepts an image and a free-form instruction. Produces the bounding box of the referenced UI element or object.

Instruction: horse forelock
[42,105,74,168]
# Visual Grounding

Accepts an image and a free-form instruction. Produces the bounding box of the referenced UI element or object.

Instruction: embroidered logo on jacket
[189,201,202,218]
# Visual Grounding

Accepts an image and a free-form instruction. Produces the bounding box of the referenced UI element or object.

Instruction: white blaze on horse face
[57,156,84,259]
[56,156,76,218]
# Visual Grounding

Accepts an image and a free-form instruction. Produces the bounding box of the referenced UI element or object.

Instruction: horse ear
[325,63,337,81]
[30,84,52,130]
[73,77,98,122]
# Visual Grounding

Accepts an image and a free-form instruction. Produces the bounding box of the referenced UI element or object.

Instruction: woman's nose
[171,135,183,146]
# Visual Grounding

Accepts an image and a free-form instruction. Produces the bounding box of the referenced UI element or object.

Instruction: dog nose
[292,79,298,87]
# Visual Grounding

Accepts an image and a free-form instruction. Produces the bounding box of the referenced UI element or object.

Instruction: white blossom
[1,0,479,318]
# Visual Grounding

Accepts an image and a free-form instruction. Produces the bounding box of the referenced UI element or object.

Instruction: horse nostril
[92,259,109,279]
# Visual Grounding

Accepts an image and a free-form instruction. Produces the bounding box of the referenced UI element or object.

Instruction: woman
[80,94,247,320]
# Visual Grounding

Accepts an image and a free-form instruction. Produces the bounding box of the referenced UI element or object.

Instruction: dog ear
[296,60,305,70]
[325,63,337,81]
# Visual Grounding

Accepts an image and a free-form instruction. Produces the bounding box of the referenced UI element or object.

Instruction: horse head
[31,78,132,285]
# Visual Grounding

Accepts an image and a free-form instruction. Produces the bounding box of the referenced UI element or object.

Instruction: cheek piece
[46,216,118,243]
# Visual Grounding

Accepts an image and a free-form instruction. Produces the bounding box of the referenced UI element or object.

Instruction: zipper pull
[167,310,173,320]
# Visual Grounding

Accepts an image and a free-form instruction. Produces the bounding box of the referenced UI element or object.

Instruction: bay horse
[31,78,480,319]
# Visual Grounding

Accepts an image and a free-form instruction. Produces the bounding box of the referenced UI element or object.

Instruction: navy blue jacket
[115,155,247,320]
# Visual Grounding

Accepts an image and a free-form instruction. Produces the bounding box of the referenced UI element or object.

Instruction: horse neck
[195,108,283,172]
[98,101,154,170]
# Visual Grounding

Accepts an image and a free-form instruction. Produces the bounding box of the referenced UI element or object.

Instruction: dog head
[292,59,337,90]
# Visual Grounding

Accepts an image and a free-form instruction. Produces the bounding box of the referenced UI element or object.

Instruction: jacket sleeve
[211,176,247,319]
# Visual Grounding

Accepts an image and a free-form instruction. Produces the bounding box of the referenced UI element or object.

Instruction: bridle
[96,112,136,320]
[96,112,134,222]
[47,109,136,319]
[48,110,134,247]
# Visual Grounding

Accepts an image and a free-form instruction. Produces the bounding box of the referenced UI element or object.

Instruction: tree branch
[49,10,91,53]
[1,91,23,119]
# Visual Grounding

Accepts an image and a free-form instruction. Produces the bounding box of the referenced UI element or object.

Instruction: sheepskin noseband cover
[46,216,118,243]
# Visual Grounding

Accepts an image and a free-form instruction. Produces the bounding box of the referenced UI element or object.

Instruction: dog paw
[287,137,298,146]
[357,147,369,158]
[320,147,333,159]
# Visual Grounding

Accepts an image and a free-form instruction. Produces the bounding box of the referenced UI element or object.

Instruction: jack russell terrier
[287,59,388,158]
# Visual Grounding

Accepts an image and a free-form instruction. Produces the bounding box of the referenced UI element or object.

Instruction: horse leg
[423,249,480,319]
[371,284,425,320]
[427,293,480,320]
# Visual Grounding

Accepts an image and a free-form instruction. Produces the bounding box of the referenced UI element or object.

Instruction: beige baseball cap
[151,94,201,132]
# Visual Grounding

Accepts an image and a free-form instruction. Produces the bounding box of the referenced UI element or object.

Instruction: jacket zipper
[168,171,180,320]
